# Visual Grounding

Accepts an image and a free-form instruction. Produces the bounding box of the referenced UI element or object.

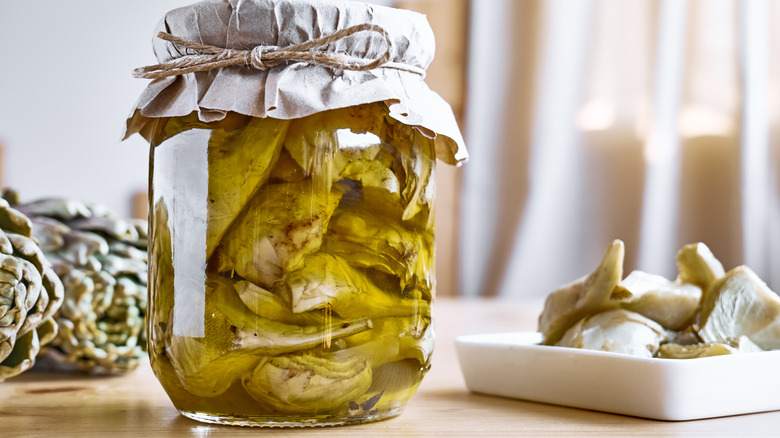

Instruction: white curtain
[461,0,780,298]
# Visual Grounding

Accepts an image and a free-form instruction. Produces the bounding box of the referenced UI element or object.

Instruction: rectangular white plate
[455,332,780,421]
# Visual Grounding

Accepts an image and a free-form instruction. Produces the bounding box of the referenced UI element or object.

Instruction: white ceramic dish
[455,332,780,421]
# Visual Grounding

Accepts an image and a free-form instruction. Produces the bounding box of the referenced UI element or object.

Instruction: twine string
[132,23,425,79]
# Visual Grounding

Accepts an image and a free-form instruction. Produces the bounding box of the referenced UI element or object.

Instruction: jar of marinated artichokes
[125,0,466,427]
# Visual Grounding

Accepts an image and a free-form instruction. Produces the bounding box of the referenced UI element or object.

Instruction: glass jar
[147,102,436,426]
[128,0,467,427]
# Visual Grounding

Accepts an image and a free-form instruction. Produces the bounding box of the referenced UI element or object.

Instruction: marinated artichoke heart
[556,309,667,358]
[339,317,432,369]
[323,201,421,283]
[538,239,625,345]
[284,104,386,195]
[615,270,701,330]
[698,266,780,350]
[234,280,332,326]
[382,118,437,229]
[243,354,373,414]
[0,196,64,381]
[206,116,291,257]
[286,253,430,319]
[165,276,372,397]
[657,336,764,359]
[539,240,780,359]
[337,144,402,194]
[676,242,725,294]
[218,180,345,288]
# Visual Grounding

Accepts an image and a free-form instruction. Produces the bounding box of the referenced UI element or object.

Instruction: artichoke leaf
[165,276,372,397]
[556,309,667,358]
[337,144,402,195]
[615,270,701,330]
[408,231,435,300]
[243,353,373,414]
[148,201,173,355]
[206,116,290,257]
[657,336,764,359]
[401,132,435,228]
[698,266,780,350]
[147,111,253,147]
[220,181,345,288]
[676,242,725,298]
[235,280,333,326]
[284,104,387,171]
[331,316,433,369]
[538,240,625,345]
[323,206,421,282]
[0,328,40,381]
[209,276,373,355]
[287,253,430,319]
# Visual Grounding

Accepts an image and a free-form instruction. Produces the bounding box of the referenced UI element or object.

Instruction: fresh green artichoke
[0,194,64,381]
[15,197,148,373]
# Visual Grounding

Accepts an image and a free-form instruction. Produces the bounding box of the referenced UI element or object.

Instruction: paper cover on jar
[124,0,468,165]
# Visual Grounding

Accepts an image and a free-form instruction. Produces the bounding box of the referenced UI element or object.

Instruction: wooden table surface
[3,298,779,437]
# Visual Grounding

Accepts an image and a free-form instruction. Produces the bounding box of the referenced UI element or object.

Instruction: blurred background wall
[1,0,778,298]
[461,0,780,297]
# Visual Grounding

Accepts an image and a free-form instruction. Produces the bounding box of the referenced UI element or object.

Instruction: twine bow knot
[132,23,425,80]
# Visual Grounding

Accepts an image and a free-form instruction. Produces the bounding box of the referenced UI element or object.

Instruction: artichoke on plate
[16,197,148,373]
[698,266,780,350]
[676,242,725,294]
[657,336,763,359]
[538,239,625,345]
[0,194,64,381]
[615,270,701,330]
[538,240,780,358]
[556,309,667,358]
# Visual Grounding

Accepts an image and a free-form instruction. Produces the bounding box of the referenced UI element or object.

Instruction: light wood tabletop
[3,298,779,437]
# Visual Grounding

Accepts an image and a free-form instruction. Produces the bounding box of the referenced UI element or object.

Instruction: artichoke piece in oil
[323,202,421,283]
[243,354,373,414]
[205,117,291,257]
[286,253,430,319]
[217,180,345,288]
[165,276,372,398]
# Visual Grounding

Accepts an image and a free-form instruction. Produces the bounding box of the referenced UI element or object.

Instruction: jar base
[179,407,405,428]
